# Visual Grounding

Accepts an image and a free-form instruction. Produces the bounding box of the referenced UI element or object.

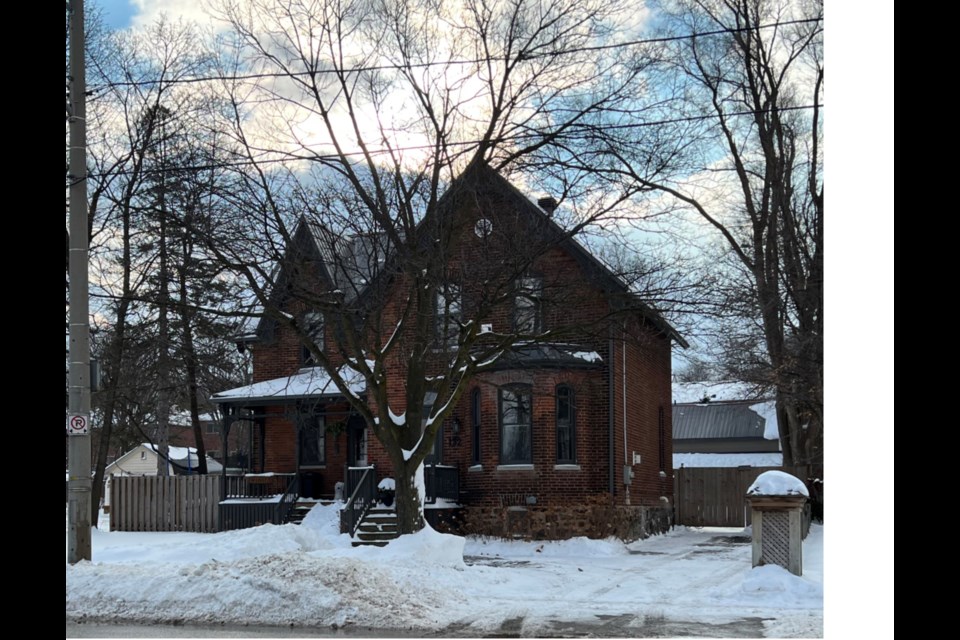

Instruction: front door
[347,415,368,467]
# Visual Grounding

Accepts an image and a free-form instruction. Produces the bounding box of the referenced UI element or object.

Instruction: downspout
[623,322,630,506]
[608,326,615,497]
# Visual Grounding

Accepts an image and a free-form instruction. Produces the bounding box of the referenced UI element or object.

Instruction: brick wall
[611,320,675,508]
[459,499,673,541]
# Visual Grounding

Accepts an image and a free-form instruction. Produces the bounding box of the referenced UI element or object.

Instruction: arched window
[556,385,576,463]
[499,385,532,464]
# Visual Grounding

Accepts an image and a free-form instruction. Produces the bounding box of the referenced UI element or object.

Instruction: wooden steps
[285,499,324,525]
[351,508,399,547]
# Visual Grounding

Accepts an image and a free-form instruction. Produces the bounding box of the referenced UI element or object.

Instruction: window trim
[555,384,577,464]
[499,384,533,465]
[658,405,666,473]
[300,311,325,366]
[471,387,482,465]
[512,276,543,333]
[435,282,462,347]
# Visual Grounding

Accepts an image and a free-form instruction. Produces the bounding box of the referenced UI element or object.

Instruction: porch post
[220,408,234,501]
[257,417,266,473]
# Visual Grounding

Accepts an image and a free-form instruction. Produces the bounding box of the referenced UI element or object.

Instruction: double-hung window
[301,311,324,366]
[556,385,576,463]
[471,387,482,465]
[514,276,542,333]
[500,385,532,464]
[436,283,462,347]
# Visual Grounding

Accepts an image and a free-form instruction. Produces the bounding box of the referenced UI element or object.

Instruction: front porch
[211,367,462,538]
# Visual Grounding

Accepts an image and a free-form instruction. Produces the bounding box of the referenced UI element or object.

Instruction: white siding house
[103,444,223,507]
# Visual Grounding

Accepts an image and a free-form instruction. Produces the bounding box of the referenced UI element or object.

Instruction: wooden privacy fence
[110,475,220,533]
[673,465,820,528]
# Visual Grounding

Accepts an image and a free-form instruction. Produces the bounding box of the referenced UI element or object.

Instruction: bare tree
[84,18,247,512]
[598,0,823,465]
[201,0,666,533]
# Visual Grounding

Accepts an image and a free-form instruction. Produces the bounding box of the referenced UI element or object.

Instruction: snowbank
[68,506,822,635]
[383,524,466,569]
[718,565,823,608]
[747,470,809,497]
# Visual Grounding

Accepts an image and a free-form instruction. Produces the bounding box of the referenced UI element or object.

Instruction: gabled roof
[243,162,685,347]
[671,381,779,441]
[462,163,686,347]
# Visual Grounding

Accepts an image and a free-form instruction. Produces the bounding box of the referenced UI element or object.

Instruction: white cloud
[130,0,218,29]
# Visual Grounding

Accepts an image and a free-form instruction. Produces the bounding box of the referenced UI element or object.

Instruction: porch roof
[211,366,366,406]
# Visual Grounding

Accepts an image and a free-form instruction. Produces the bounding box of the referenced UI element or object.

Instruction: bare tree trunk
[90,187,135,523]
[179,230,207,473]
[155,161,172,476]
[393,459,425,534]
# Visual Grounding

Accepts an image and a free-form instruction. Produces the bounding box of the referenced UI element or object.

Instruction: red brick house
[212,162,685,539]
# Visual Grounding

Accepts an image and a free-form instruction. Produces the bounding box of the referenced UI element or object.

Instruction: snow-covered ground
[67,505,822,637]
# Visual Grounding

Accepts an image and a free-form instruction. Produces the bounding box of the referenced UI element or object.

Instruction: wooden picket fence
[110,475,221,533]
[673,465,821,528]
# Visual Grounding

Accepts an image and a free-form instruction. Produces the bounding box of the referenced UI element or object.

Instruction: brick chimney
[537,196,558,215]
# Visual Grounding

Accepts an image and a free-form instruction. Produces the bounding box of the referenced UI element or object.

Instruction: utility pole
[67,0,92,563]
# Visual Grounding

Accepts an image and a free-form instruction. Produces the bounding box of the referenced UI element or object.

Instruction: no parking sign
[66,414,89,435]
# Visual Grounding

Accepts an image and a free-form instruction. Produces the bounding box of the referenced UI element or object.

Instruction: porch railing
[341,465,376,536]
[274,474,300,524]
[425,464,459,505]
[219,472,299,531]
[223,473,296,499]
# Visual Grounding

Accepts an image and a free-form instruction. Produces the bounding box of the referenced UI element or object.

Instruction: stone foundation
[459,498,673,541]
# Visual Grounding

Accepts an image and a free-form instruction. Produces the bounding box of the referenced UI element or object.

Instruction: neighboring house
[672,381,782,468]
[105,443,224,477]
[212,163,686,540]
[103,443,224,508]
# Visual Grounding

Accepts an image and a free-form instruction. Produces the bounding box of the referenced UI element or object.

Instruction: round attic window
[474,218,493,238]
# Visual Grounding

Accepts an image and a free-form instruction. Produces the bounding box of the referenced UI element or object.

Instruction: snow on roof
[673,452,783,469]
[488,344,604,370]
[211,366,365,404]
[749,401,780,440]
[168,410,220,427]
[143,444,224,473]
[146,443,195,460]
[747,470,809,497]
[673,381,771,404]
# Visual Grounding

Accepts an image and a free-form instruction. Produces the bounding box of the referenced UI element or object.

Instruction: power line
[87,18,822,93]
[79,103,822,181]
